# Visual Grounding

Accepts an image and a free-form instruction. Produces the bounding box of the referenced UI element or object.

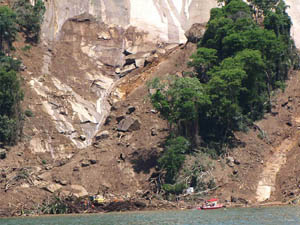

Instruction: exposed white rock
[42,0,218,44]
[42,0,299,47]
[30,72,114,149]
[286,0,300,48]
[135,58,145,68]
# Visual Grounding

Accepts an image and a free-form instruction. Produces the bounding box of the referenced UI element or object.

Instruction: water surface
[1,206,299,225]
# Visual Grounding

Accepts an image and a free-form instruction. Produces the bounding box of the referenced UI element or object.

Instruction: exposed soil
[1,27,300,217]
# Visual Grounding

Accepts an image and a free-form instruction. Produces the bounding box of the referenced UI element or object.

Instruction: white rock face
[286,0,300,48]
[42,0,300,47]
[42,0,218,43]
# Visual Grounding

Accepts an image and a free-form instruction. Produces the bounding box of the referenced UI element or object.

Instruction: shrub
[162,183,187,195]
[24,109,34,117]
[158,137,190,183]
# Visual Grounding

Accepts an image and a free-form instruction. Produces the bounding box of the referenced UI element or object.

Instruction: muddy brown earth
[1,27,300,217]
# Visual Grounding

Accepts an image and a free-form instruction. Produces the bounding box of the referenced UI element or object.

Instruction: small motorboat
[197,198,224,210]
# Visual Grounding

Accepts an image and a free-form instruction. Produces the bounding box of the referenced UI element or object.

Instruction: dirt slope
[1,28,300,216]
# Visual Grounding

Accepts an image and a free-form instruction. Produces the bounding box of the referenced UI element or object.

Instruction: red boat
[197,198,224,210]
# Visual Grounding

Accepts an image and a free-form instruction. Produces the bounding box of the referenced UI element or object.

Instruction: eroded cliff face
[42,0,218,43]
[286,0,300,48]
[27,0,218,152]
[28,0,300,154]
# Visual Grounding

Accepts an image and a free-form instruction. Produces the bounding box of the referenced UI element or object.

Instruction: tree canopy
[150,0,298,162]
[0,6,17,52]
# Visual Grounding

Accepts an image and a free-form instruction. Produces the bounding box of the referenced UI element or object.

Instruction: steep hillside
[1,0,300,217]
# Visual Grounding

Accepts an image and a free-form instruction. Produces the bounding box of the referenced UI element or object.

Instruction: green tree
[149,76,210,140]
[0,67,23,144]
[13,0,46,43]
[206,59,247,137]
[0,53,21,72]
[188,47,217,82]
[234,49,267,119]
[0,6,17,52]
[158,137,190,184]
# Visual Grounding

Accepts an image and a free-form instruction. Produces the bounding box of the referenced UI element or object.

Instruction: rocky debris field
[1,10,300,217]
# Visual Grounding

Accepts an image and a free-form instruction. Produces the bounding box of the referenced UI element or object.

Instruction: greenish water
[1,206,300,225]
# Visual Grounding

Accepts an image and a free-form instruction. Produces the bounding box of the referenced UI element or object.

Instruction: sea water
[1,206,299,225]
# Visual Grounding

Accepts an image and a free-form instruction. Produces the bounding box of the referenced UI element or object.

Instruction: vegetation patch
[0,0,45,145]
[149,0,299,195]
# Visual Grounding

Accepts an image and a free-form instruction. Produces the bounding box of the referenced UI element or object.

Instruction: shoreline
[0,200,295,219]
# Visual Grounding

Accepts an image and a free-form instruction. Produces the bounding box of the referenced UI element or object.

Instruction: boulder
[70,185,88,198]
[79,135,86,141]
[59,180,68,186]
[119,64,136,77]
[81,160,90,167]
[97,30,111,40]
[226,156,235,167]
[151,128,157,136]
[234,159,240,165]
[135,58,145,68]
[44,183,62,193]
[185,23,206,43]
[115,67,121,74]
[96,130,110,141]
[116,115,125,123]
[89,159,97,164]
[127,106,136,114]
[117,117,141,132]
[144,54,158,66]
[0,149,6,159]
[124,52,151,68]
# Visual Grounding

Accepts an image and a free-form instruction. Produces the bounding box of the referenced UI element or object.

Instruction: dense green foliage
[158,136,190,184]
[13,0,46,43]
[162,183,187,196]
[150,0,298,186]
[0,57,23,144]
[0,1,45,144]
[0,6,17,52]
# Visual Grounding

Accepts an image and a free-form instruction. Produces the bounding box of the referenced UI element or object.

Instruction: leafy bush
[0,115,18,144]
[162,183,187,195]
[158,137,190,184]
[39,196,72,214]
[0,54,21,71]
[24,109,34,117]
[21,44,31,52]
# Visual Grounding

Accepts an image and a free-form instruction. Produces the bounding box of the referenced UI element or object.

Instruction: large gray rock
[117,117,141,132]
[185,23,206,43]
